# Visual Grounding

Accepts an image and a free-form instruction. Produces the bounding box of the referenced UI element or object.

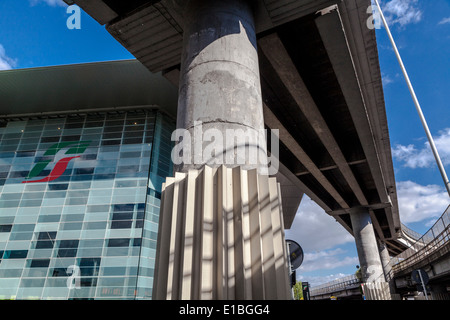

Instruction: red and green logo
[22,141,91,184]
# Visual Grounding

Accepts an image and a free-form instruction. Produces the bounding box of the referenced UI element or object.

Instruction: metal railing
[310,274,360,297]
[391,205,450,273]
[401,223,423,242]
[311,205,450,297]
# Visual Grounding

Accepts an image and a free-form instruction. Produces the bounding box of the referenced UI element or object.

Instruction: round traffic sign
[411,269,429,285]
[286,240,304,270]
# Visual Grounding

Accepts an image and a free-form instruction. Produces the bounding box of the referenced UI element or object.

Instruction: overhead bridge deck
[66,0,408,256]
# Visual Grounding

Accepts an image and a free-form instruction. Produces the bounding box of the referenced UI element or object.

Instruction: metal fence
[401,223,423,242]
[391,205,450,273]
[310,274,360,297]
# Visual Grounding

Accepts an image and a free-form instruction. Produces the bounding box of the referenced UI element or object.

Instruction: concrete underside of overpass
[393,242,450,297]
[67,0,408,256]
[311,287,363,300]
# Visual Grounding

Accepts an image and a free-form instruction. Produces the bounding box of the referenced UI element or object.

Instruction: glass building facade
[0,109,175,299]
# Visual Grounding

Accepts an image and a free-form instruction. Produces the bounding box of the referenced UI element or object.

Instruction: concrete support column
[377,240,391,281]
[349,210,385,283]
[378,240,396,294]
[153,0,290,300]
[175,0,267,173]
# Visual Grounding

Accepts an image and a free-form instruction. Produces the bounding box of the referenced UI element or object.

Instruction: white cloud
[299,248,359,273]
[382,73,394,85]
[438,17,450,25]
[397,180,449,224]
[29,0,66,7]
[392,128,450,168]
[285,181,448,285]
[285,196,354,253]
[382,0,423,27]
[0,44,17,71]
[284,196,357,280]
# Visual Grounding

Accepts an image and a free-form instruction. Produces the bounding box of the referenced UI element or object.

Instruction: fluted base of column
[153,165,291,300]
[362,281,392,300]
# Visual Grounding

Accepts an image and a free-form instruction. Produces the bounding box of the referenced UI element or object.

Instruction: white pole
[417,270,429,301]
[287,242,294,300]
[373,0,450,197]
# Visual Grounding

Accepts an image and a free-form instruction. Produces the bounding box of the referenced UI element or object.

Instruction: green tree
[293,282,303,300]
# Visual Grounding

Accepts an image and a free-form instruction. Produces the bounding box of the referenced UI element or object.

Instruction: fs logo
[22,141,91,184]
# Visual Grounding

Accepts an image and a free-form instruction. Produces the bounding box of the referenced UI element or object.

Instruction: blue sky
[0,0,133,69]
[287,0,450,287]
[1,0,449,288]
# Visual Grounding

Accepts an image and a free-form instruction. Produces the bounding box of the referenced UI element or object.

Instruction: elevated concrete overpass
[64,0,411,295]
[310,274,362,300]
[311,206,450,300]
[389,205,450,300]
